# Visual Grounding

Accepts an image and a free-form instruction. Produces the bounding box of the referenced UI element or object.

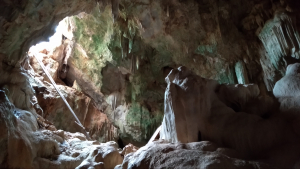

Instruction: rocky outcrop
[117,140,271,169]
[2,0,300,168]
[44,0,300,146]
[258,10,300,90]
[2,0,299,147]
[26,49,118,143]
[274,63,300,113]
[0,0,100,66]
[0,90,123,168]
[160,66,300,168]
[120,144,139,157]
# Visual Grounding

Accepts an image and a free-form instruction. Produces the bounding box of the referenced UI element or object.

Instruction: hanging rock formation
[259,11,300,90]
[235,61,250,84]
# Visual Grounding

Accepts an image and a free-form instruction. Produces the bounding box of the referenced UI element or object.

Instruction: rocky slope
[0,89,123,169]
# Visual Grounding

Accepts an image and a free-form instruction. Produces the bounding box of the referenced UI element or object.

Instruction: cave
[1,0,300,168]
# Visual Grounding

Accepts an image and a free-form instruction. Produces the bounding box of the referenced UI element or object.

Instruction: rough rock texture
[0,0,98,65]
[2,0,300,146]
[35,0,300,146]
[120,144,139,157]
[26,50,118,143]
[2,0,300,168]
[117,140,271,169]
[258,10,300,90]
[273,63,300,115]
[160,66,300,168]
[0,90,122,168]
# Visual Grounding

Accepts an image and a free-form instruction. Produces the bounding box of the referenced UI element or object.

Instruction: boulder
[117,140,270,169]
[273,63,300,98]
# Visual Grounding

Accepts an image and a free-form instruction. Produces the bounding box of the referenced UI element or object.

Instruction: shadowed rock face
[273,63,300,133]
[2,0,300,144]
[2,0,300,168]
[26,50,119,143]
[0,90,123,169]
[117,140,271,169]
[159,66,300,168]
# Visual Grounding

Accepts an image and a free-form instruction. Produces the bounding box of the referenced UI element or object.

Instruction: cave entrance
[25,10,122,145]
[28,16,76,87]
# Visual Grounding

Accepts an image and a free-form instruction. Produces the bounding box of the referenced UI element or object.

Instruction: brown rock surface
[160,66,300,168]
[0,90,123,168]
[26,50,118,143]
[117,140,270,169]
[2,0,300,168]
[121,144,139,157]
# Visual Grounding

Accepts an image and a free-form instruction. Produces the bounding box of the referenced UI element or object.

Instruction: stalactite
[129,39,133,53]
[121,32,124,59]
[130,55,136,73]
[111,0,119,22]
[235,61,249,84]
[258,12,300,71]
[167,6,169,17]
[136,57,139,70]
[125,38,129,58]
[121,34,129,59]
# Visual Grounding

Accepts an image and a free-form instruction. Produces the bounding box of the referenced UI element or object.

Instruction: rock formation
[159,66,300,168]
[117,140,271,169]
[274,63,300,113]
[1,0,300,168]
[26,48,118,143]
[0,90,123,168]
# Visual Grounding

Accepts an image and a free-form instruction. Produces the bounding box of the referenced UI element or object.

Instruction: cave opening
[27,16,75,88]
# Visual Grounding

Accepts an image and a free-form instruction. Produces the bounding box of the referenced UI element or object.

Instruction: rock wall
[0,90,123,169]
[160,66,300,168]
[25,47,119,143]
[47,0,300,145]
[0,0,100,66]
[259,11,300,90]
[1,1,300,167]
